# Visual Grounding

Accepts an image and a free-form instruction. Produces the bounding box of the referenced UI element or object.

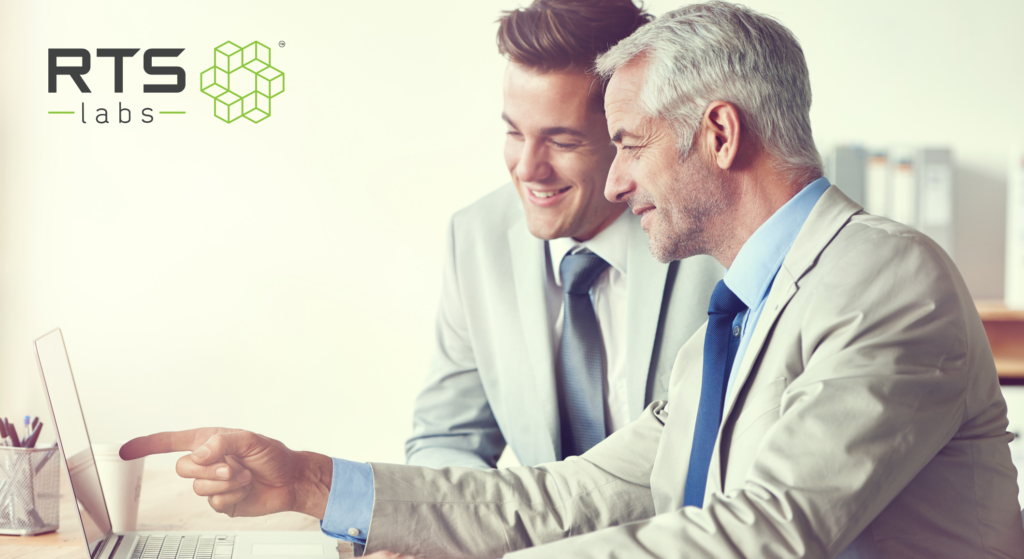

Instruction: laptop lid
[35,328,114,558]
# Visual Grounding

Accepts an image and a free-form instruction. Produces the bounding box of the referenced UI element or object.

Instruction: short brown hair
[497,0,653,73]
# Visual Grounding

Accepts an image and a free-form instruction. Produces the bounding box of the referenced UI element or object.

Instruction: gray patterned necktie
[556,251,610,458]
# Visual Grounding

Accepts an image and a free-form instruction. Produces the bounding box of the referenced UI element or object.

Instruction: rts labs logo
[200,41,285,124]
[46,40,285,124]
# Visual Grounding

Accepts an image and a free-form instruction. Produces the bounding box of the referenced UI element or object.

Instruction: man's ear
[700,101,741,170]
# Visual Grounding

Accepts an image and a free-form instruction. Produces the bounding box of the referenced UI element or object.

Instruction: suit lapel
[719,275,798,429]
[704,275,797,500]
[624,215,670,419]
[508,220,560,460]
[708,186,863,494]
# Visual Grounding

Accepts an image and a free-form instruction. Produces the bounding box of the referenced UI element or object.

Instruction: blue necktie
[683,279,747,507]
[556,251,610,459]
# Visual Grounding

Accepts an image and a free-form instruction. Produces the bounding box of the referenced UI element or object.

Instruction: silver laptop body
[35,328,341,559]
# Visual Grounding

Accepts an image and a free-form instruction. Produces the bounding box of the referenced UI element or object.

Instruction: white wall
[1,0,1021,471]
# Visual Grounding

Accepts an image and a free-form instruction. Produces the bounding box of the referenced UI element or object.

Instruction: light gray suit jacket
[405,184,723,468]
[370,186,1024,558]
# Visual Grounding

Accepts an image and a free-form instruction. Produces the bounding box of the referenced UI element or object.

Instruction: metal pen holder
[0,446,60,536]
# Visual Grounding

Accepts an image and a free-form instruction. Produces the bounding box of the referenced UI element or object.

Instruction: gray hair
[595,1,823,180]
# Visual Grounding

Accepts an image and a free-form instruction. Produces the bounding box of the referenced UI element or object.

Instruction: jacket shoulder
[450,183,522,236]
[817,211,954,275]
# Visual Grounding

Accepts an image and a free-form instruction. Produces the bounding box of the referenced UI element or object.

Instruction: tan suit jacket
[364,187,1024,558]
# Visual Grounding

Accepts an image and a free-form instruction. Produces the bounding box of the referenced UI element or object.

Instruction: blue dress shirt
[320,458,373,545]
[320,177,832,547]
[723,177,830,400]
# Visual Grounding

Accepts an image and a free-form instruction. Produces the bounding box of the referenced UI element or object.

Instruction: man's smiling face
[503,62,625,241]
[603,59,728,263]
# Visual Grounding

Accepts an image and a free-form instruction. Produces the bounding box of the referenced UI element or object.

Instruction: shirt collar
[549,208,630,287]
[724,177,831,309]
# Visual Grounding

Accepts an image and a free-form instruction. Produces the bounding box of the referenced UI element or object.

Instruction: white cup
[91,442,145,533]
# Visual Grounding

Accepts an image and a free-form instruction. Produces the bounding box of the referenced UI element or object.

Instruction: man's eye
[620,145,643,159]
[506,130,523,139]
[551,140,579,149]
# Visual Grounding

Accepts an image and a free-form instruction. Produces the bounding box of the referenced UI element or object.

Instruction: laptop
[35,328,342,559]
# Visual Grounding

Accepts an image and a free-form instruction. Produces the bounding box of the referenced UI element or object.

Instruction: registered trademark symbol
[278,40,285,48]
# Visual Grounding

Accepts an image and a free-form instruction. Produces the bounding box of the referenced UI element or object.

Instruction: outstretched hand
[120,427,333,519]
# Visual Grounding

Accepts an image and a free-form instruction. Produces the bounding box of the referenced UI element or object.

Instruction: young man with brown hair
[404,0,722,471]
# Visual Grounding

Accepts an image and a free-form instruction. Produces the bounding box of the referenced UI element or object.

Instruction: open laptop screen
[36,328,112,557]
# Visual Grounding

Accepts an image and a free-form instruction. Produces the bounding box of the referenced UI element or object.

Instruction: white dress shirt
[547,209,631,435]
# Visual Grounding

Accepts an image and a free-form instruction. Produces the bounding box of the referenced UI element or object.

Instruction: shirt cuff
[319,457,374,545]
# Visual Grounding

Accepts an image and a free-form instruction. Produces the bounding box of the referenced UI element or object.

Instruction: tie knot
[560,252,610,295]
[708,279,746,316]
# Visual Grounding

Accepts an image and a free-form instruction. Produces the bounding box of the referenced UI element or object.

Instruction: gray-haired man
[122,3,1024,557]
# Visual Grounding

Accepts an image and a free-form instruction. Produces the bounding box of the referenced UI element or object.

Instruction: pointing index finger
[120,428,227,460]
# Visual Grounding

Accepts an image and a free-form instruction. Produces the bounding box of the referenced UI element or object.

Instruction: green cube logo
[201,41,284,123]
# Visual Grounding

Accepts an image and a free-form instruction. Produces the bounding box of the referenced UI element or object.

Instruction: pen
[25,422,42,449]
[24,416,30,442]
[3,418,13,447]
[7,419,20,448]
[0,420,7,446]
[23,422,36,448]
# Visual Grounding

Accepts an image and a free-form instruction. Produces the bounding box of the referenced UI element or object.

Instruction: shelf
[977,300,1024,382]
[995,358,1024,378]
[976,299,1024,322]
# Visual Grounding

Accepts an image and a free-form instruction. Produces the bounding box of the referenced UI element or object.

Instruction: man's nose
[515,142,552,183]
[604,153,634,203]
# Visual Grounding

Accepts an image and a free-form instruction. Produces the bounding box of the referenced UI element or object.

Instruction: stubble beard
[644,154,729,263]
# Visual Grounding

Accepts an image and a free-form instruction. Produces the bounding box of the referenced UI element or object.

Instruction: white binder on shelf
[917,148,955,258]
[826,145,867,206]
[1007,146,1024,310]
[865,151,890,217]
[888,147,918,228]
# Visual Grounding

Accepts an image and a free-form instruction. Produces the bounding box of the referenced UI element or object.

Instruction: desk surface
[0,468,352,559]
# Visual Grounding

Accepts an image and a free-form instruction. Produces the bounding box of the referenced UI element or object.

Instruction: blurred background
[0,0,1022,477]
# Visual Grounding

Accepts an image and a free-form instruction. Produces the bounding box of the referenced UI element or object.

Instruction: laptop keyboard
[129,535,236,559]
